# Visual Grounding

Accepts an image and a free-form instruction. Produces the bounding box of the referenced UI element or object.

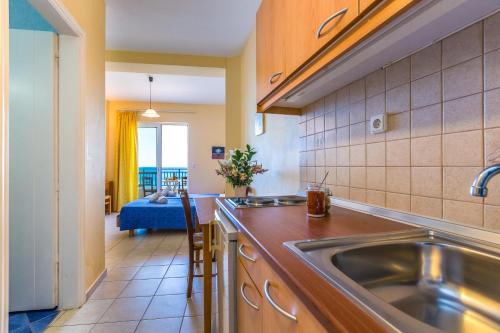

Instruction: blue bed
[118,194,219,231]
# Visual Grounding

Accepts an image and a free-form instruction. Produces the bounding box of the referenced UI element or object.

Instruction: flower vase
[234,186,248,197]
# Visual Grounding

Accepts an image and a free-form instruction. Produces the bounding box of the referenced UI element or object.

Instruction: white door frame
[1,0,87,327]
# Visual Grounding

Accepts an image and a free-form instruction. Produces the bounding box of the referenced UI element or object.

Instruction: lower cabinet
[237,233,328,333]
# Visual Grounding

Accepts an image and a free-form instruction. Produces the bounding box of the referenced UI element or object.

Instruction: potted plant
[216,144,268,197]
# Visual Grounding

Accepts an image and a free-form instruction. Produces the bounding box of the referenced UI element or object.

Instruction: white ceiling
[105,67,225,105]
[106,0,261,56]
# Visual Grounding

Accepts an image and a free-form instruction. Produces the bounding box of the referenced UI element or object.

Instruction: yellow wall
[239,30,301,195]
[106,101,226,194]
[106,50,226,68]
[60,0,106,290]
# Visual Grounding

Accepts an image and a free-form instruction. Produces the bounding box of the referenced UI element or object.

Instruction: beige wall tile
[366,121,386,143]
[443,93,483,133]
[299,122,307,138]
[314,99,325,116]
[411,42,441,80]
[367,190,386,206]
[411,72,441,109]
[306,104,315,120]
[299,137,307,152]
[335,185,350,199]
[366,69,385,98]
[350,144,366,166]
[325,110,336,130]
[337,86,349,109]
[307,150,315,166]
[485,176,500,206]
[350,187,367,203]
[314,133,324,149]
[367,167,385,191]
[325,92,336,114]
[307,167,315,182]
[485,128,500,166]
[366,93,385,119]
[315,149,325,166]
[300,167,307,182]
[386,84,410,114]
[349,79,365,104]
[485,48,500,91]
[336,106,350,128]
[411,167,442,198]
[443,56,483,101]
[386,167,410,194]
[484,12,500,53]
[306,135,315,151]
[411,135,441,166]
[367,142,385,166]
[307,119,314,135]
[411,196,443,219]
[442,22,482,68]
[443,166,483,203]
[316,167,326,183]
[325,129,336,148]
[350,122,366,145]
[325,148,336,166]
[386,192,410,212]
[386,58,410,89]
[337,146,350,166]
[387,111,410,141]
[336,126,350,147]
[350,167,366,188]
[386,139,410,166]
[443,130,483,166]
[299,152,307,166]
[484,205,500,230]
[443,200,483,227]
[337,167,350,186]
[350,100,366,125]
[411,104,442,138]
[325,166,336,185]
[314,115,324,133]
[484,88,500,129]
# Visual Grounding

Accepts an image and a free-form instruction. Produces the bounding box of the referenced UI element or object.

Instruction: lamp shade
[142,108,160,118]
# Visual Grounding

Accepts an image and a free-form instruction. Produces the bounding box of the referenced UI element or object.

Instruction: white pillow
[156,196,168,204]
[148,192,160,203]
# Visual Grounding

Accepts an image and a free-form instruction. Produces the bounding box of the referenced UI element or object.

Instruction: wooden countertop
[216,197,416,333]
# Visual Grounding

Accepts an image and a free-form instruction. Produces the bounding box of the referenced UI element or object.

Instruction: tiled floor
[48,213,216,332]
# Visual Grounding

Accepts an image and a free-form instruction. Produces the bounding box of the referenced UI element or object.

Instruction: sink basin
[285,230,500,333]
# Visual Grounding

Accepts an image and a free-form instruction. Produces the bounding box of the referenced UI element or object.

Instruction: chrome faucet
[470,164,500,197]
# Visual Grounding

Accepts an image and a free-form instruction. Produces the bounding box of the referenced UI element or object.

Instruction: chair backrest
[142,174,156,196]
[180,191,195,249]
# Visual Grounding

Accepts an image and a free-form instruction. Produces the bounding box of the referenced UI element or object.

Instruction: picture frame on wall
[255,113,264,136]
[212,146,225,159]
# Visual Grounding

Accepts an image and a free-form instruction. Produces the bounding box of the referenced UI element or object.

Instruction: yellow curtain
[114,112,138,211]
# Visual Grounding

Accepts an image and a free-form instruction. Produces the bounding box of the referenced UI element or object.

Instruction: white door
[9,29,58,311]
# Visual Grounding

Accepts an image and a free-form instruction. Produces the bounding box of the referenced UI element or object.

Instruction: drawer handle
[268,71,283,85]
[240,282,259,311]
[264,280,297,321]
[238,244,256,262]
[316,8,348,39]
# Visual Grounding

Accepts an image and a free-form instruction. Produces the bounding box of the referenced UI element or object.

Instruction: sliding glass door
[137,123,188,197]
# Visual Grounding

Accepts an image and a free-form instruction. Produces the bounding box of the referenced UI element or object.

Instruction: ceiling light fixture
[142,75,160,118]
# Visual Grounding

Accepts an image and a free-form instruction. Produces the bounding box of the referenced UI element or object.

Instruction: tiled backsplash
[298,12,500,232]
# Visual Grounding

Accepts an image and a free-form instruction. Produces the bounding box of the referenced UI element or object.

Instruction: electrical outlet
[369,113,386,134]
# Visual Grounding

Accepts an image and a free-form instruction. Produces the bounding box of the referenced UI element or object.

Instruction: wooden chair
[105,181,113,214]
[142,174,156,197]
[180,191,204,298]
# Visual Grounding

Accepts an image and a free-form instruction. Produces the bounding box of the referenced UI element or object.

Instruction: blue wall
[9,0,55,32]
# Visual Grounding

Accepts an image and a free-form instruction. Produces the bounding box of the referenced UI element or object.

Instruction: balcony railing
[138,167,188,195]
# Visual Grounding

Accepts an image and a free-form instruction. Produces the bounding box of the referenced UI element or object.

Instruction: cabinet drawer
[237,260,263,333]
[238,232,266,287]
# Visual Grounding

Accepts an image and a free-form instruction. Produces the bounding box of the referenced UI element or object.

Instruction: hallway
[47,214,216,332]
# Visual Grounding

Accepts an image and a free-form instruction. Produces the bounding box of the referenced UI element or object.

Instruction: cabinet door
[261,264,327,333]
[237,261,263,333]
[256,0,287,102]
[285,0,359,76]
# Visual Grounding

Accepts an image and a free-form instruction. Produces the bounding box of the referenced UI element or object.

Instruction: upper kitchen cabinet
[256,0,287,102]
[284,0,359,77]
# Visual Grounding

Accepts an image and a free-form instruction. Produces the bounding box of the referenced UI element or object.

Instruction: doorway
[138,123,189,197]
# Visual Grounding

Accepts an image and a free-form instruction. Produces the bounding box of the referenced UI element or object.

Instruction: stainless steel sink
[284,229,500,333]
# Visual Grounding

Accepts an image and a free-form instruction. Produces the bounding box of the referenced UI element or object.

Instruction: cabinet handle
[264,280,297,321]
[238,244,256,262]
[240,282,259,311]
[316,8,348,39]
[268,71,283,84]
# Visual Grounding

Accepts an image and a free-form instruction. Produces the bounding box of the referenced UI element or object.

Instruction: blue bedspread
[119,197,196,231]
